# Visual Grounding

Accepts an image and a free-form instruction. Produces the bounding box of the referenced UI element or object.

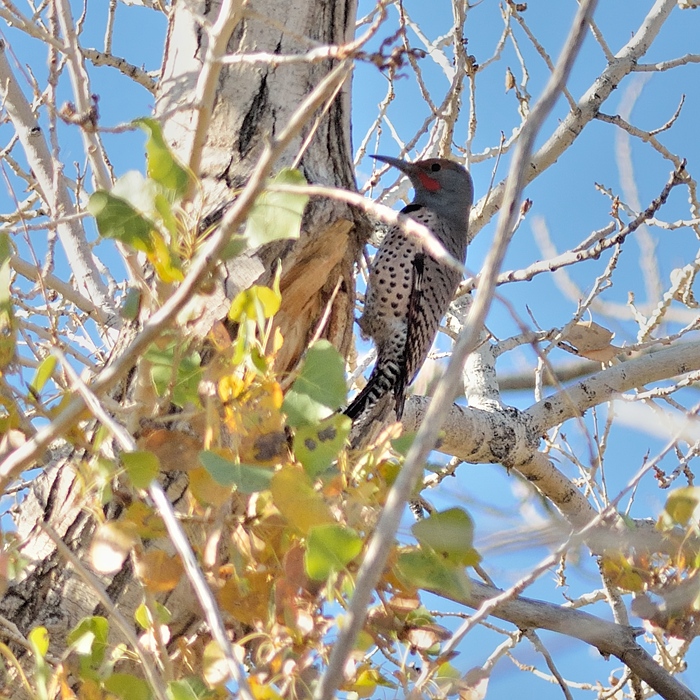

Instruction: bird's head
[372,155,474,223]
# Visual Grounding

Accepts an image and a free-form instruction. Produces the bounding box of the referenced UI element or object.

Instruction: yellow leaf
[134,550,183,592]
[29,626,49,657]
[203,640,230,689]
[218,571,273,626]
[228,285,280,323]
[122,501,167,540]
[218,374,246,402]
[140,429,201,472]
[189,466,233,507]
[147,230,184,283]
[271,467,333,534]
[249,677,284,700]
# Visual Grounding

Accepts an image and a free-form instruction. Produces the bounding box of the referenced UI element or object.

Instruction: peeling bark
[157,0,367,374]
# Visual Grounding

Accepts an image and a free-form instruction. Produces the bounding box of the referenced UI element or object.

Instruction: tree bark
[0,0,364,686]
[157,0,366,373]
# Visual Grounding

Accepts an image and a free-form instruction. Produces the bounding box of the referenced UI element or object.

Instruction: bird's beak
[372,154,442,193]
[371,154,414,176]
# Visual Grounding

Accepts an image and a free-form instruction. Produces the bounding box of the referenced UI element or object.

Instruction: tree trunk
[0,0,362,687]
[157,0,365,373]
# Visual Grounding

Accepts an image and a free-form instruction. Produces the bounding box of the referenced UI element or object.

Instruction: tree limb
[318,1,599,696]
[0,39,115,314]
[442,579,699,700]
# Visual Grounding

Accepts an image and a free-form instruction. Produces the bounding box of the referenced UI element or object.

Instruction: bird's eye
[430,163,442,172]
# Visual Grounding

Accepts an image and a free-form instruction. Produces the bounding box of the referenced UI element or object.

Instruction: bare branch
[446,579,699,700]
[635,53,700,71]
[82,48,157,93]
[53,0,113,189]
[0,39,115,314]
[317,2,599,697]
[269,182,465,273]
[469,0,678,239]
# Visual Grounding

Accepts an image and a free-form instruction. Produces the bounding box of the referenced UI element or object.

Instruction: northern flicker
[345,155,474,434]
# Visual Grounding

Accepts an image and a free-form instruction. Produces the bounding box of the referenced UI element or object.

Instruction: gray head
[372,155,474,226]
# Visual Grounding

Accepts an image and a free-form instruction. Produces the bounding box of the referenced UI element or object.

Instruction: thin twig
[53,349,255,700]
[37,521,169,700]
[316,2,599,698]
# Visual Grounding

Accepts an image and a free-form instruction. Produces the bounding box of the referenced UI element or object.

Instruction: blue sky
[2,1,700,697]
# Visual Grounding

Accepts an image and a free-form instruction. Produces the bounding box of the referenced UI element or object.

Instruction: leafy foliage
[0,128,486,700]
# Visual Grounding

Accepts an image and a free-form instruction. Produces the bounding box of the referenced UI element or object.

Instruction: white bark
[402,341,700,528]
[0,40,115,315]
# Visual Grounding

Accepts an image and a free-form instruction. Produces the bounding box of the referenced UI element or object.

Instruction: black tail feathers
[344,358,407,422]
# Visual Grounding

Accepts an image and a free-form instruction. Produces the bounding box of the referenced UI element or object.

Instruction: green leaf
[228,284,281,323]
[122,451,160,490]
[0,233,15,369]
[30,355,57,394]
[282,341,348,427]
[88,189,154,252]
[391,431,417,457]
[167,679,209,700]
[67,616,109,666]
[135,602,172,630]
[135,117,192,199]
[395,548,471,601]
[0,230,12,264]
[434,661,462,696]
[144,343,202,408]
[220,235,248,260]
[663,487,700,527]
[104,673,152,700]
[120,287,141,321]
[199,450,273,493]
[294,413,351,477]
[305,524,363,581]
[411,508,480,567]
[155,192,179,236]
[245,168,309,247]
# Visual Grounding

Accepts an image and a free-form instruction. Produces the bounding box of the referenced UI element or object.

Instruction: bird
[344,154,474,440]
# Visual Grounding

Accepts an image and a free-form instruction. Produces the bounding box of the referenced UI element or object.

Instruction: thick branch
[402,341,700,526]
[405,341,700,462]
[526,341,700,435]
[442,580,698,700]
